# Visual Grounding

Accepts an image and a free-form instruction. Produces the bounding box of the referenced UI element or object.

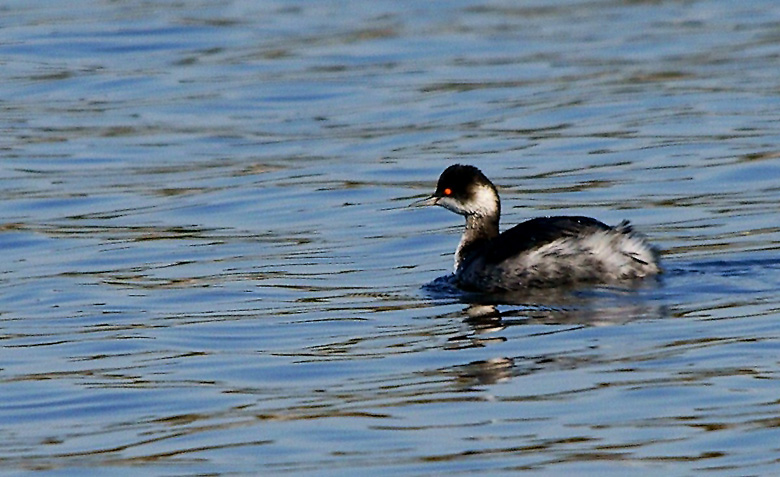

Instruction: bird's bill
[410,195,439,207]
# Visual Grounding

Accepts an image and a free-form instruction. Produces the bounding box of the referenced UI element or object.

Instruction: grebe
[415,164,660,292]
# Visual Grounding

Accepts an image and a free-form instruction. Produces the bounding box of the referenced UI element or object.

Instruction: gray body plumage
[455,216,659,291]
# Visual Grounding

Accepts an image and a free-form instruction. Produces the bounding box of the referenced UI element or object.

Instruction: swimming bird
[415,164,660,292]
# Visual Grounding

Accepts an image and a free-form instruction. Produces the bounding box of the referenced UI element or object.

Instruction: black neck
[455,212,500,269]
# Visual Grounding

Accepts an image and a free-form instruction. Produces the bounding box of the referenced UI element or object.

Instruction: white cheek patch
[437,196,468,215]
[469,184,499,217]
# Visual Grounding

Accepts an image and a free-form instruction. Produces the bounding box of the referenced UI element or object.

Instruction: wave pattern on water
[1,0,780,475]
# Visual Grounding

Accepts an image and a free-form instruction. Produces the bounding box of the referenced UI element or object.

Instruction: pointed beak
[410,195,439,207]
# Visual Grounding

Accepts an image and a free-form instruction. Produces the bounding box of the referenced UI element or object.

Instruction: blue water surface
[1,0,780,475]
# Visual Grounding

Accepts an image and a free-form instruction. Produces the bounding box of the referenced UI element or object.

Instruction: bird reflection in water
[441,294,668,388]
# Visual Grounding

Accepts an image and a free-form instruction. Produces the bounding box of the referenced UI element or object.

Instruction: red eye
[443,188,452,196]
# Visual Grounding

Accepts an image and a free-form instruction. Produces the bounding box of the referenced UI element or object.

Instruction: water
[1,0,780,474]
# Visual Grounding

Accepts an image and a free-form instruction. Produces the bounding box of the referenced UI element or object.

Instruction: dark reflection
[441,293,668,388]
[426,273,667,323]
[448,357,516,386]
[425,272,663,303]
[443,353,600,389]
